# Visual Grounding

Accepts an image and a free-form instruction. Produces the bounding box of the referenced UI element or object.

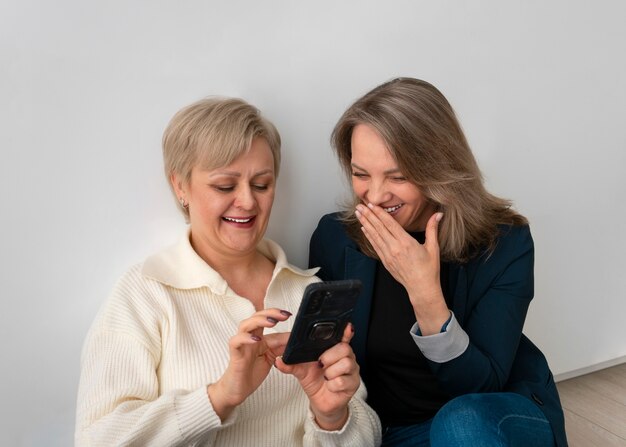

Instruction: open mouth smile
[222,216,254,223]
[383,204,403,213]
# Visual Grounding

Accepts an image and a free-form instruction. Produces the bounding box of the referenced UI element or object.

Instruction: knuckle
[333,375,346,389]
[346,357,357,373]
[336,341,349,352]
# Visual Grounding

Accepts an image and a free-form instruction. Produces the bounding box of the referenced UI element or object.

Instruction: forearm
[76,387,222,447]
[409,288,451,336]
[76,330,229,446]
[412,309,526,395]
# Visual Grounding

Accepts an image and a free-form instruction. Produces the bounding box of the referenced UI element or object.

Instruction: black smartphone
[282,279,361,365]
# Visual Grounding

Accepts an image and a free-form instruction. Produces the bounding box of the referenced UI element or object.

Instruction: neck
[190,233,262,272]
[193,240,274,310]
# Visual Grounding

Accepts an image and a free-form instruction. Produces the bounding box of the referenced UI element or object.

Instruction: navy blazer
[309,213,567,447]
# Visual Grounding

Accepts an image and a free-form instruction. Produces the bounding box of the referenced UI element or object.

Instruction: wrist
[312,406,349,431]
[412,296,450,336]
[207,381,238,421]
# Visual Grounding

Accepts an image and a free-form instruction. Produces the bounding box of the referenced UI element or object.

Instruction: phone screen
[282,280,361,364]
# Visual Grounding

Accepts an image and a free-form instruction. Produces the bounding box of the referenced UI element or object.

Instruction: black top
[364,231,452,427]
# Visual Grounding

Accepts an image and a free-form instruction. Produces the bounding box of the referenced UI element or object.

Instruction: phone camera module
[309,322,336,341]
[306,291,325,314]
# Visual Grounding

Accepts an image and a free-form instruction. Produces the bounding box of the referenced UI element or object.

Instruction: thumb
[264,332,289,354]
[274,356,295,374]
[341,322,355,343]
[425,212,443,251]
[274,356,311,381]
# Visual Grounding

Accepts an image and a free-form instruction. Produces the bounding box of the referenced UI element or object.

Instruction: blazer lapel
[345,246,377,369]
[449,264,468,325]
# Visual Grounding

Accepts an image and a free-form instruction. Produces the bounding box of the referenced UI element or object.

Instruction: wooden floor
[556,362,626,446]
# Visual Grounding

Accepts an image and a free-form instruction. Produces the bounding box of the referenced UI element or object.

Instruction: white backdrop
[2,0,625,445]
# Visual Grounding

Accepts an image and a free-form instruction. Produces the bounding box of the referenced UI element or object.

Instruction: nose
[365,179,391,206]
[234,185,255,210]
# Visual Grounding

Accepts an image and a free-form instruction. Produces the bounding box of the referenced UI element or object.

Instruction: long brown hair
[332,78,527,262]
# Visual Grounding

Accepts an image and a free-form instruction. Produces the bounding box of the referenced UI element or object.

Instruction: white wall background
[2,0,625,445]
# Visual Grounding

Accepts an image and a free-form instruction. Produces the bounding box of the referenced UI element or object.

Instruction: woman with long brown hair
[309,78,567,446]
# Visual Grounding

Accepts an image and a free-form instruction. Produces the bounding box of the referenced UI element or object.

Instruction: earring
[179,197,188,209]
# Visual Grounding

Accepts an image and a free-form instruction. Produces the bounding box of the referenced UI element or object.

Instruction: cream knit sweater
[75,233,381,446]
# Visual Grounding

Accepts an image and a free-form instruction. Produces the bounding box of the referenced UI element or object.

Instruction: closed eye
[390,176,407,182]
[351,172,369,179]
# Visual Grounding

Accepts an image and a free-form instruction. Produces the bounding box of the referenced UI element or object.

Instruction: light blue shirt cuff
[410,312,469,363]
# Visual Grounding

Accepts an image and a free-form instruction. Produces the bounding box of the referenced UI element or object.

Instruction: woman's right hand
[356,203,450,335]
[275,324,360,431]
[207,308,292,420]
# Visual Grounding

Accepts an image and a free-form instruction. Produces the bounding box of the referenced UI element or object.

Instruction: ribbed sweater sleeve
[75,266,229,446]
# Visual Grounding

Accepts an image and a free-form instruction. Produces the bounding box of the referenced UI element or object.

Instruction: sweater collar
[141,229,318,295]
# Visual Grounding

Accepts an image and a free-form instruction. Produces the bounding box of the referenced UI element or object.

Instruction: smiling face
[350,124,436,232]
[171,137,276,263]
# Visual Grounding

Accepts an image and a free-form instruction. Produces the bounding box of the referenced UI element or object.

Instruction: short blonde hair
[332,78,526,262]
[163,97,281,219]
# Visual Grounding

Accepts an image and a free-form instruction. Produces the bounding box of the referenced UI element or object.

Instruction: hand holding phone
[281,280,361,364]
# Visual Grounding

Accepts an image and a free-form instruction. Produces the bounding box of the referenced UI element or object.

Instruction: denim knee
[430,392,554,447]
[433,394,495,429]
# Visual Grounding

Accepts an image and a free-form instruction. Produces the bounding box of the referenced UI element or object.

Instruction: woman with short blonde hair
[162,97,281,220]
[76,96,381,446]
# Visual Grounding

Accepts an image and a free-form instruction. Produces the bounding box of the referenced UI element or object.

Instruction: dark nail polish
[318,360,324,368]
[267,317,278,324]
[251,334,261,342]
[350,323,355,333]
[280,310,292,317]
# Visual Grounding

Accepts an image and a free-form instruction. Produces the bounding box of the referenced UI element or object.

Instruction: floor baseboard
[554,355,626,382]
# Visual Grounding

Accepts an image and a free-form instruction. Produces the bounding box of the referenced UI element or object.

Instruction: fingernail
[367,202,374,209]
[350,323,355,333]
[435,212,443,222]
[251,334,261,342]
[267,317,279,324]
[318,360,324,368]
[279,310,292,317]
[355,210,362,218]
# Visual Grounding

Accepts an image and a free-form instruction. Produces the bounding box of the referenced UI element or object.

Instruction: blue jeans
[382,393,555,447]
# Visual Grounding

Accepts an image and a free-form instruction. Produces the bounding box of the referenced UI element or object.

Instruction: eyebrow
[351,162,402,175]
[208,168,274,179]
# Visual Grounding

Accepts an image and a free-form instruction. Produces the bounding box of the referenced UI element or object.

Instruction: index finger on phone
[237,308,292,335]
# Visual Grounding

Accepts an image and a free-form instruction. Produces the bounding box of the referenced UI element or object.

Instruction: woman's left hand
[275,324,359,431]
[355,203,449,335]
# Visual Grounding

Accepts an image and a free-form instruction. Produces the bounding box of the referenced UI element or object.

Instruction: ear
[170,172,186,198]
